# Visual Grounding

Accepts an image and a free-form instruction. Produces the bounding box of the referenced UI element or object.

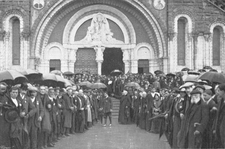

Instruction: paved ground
[52,118,171,149]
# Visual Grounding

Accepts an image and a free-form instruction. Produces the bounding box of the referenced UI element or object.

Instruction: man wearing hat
[26,86,44,149]
[178,89,209,148]
[62,87,74,136]
[38,85,52,148]
[6,86,23,149]
[118,89,131,124]
[0,82,11,148]
[18,84,37,149]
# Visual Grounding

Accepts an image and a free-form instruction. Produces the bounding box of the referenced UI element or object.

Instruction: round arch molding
[63,5,136,45]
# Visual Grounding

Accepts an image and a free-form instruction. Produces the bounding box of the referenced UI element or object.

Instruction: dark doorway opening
[138,59,149,74]
[102,48,124,75]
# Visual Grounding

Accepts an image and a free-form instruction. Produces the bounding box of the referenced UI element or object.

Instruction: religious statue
[79,13,124,45]
[153,0,166,10]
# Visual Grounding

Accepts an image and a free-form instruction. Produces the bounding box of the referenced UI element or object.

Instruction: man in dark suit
[27,86,44,149]
[7,86,23,149]
[18,85,37,149]
[178,89,209,148]
[0,83,11,148]
[62,87,74,136]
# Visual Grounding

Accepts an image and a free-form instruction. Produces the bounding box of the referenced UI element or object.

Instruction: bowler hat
[5,108,20,123]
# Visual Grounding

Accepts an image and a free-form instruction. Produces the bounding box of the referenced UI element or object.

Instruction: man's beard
[191,96,201,104]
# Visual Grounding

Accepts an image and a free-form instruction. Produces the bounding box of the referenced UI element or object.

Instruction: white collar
[11,98,18,107]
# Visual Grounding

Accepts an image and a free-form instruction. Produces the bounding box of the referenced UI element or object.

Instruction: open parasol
[110,69,123,76]
[50,70,62,76]
[0,70,27,85]
[181,67,190,71]
[78,81,92,88]
[125,82,140,89]
[63,71,74,76]
[199,72,225,84]
[154,70,163,75]
[90,82,107,89]
[40,73,57,87]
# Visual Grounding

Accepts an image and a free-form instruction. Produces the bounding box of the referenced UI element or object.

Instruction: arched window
[177,17,187,66]
[11,17,20,65]
[48,47,61,71]
[212,26,222,66]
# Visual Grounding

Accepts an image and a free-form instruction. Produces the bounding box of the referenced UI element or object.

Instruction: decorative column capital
[4,32,10,40]
[21,31,30,41]
[168,32,175,41]
[0,29,6,41]
[192,32,199,41]
[203,32,211,41]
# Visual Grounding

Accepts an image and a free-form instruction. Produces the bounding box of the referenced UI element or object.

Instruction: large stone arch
[31,0,166,73]
[32,0,165,57]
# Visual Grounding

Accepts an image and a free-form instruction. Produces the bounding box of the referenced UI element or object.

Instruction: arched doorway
[74,48,97,74]
[102,48,124,75]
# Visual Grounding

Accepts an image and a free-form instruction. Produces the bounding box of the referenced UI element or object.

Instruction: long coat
[103,96,113,113]
[39,94,52,133]
[62,93,73,128]
[178,100,209,148]
[213,97,225,148]
[6,95,24,148]
[118,95,131,124]
[145,93,154,131]
[0,93,11,147]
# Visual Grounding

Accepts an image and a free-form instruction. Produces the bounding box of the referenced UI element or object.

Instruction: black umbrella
[181,67,190,71]
[154,70,163,75]
[63,71,74,76]
[187,71,200,76]
[209,69,218,72]
[203,66,212,70]
[199,72,225,84]
[198,69,206,73]
[110,69,123,76]
[166,73,176,77]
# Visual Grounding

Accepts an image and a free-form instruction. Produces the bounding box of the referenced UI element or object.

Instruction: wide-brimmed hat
[5,108,20,123]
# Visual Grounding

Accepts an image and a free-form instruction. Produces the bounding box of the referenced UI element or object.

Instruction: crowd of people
[0,78,113,149]
[0,68,225,149]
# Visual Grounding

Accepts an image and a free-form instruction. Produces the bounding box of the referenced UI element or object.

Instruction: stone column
[132,59,138,73]
[96,60,103,75]
[168,32,175,72]
[67,48,77,72]
[186,33,194,69]
[0,30,6,70]
[204,33,211,67]
[4,32,10,69]
[123,60,130,74]
[149,59,154,73]
[221,34,225,72]
[95,46,105,75]
[192,32,199,70]
[21,31,30,69]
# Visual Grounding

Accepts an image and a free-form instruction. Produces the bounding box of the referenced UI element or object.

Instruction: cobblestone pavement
[52,118,171,149]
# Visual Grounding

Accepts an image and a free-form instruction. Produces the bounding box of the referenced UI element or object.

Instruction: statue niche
[76,13,124,45]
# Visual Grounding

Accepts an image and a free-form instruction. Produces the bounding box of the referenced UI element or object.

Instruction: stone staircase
[111,97,120,119]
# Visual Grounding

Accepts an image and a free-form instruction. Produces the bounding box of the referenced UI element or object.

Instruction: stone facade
[0,0,224,74]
